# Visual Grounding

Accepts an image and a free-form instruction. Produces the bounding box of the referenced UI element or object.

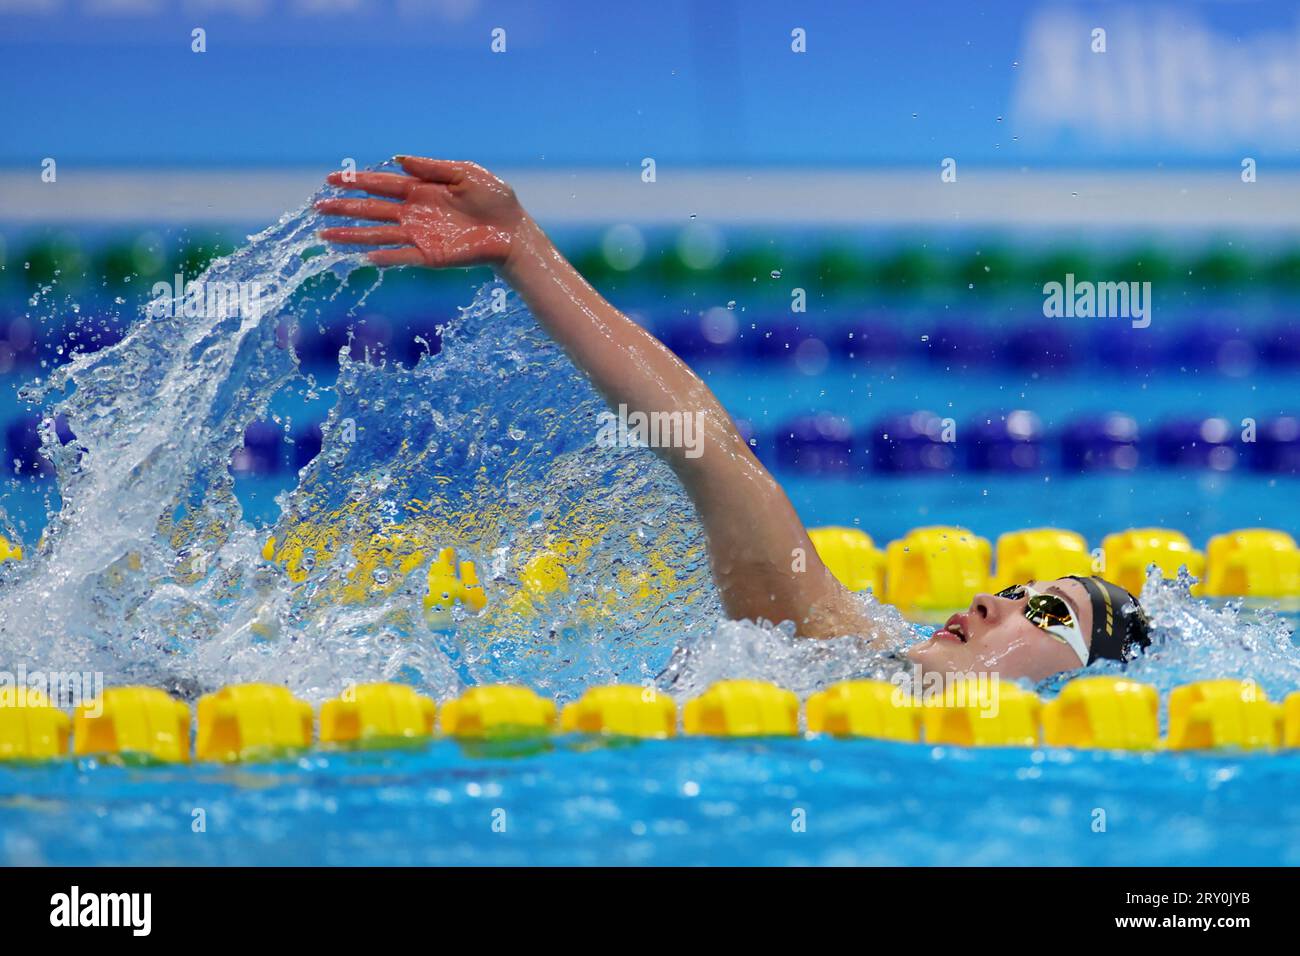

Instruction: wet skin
[905,578,1094,683]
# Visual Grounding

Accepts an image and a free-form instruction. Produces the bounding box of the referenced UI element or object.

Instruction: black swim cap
[1066,575,1151,664]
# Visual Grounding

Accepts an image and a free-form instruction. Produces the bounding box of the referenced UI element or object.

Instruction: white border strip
[1,169,1297,228]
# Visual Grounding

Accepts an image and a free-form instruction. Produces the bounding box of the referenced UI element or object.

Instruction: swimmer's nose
[970,591,1008,627]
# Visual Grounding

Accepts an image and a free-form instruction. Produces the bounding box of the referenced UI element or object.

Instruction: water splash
[0,173,719,702]
[1083,567,1300,703]
[660,591,917,701]
[1,196,362,693]
[1,175,1295,707]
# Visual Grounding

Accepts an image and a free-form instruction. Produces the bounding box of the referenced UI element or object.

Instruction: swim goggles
[994,584,1089,666]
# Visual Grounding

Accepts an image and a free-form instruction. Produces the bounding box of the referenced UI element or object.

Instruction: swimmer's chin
[905,635,945,665]
[903,638,944,675]
[904,638,996,685]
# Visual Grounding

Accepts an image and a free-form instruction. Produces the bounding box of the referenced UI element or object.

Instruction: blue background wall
[3,0,1298,170]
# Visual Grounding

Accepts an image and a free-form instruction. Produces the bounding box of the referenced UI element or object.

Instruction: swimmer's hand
[316,157,525,269]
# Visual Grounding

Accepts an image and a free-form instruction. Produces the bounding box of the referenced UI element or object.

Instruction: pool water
[5,735,1300,866]
[2,181,1298,867]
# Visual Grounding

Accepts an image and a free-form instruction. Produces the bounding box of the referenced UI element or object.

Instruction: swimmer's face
[904,578,1092,683]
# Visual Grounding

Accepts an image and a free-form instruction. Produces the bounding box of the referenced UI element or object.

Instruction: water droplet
[770,270,782,279]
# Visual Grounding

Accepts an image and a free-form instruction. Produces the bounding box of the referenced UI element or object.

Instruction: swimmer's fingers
[326,171,416,199]
[315,198,401,222]
[395,155,465,184]
[318,225,409,245]
[367,248,426,267]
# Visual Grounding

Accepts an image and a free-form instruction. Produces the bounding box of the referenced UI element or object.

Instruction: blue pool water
[5,736,1300,866]
[2,183,1298,867]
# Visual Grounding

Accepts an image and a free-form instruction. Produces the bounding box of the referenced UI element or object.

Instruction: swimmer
[316,157,1150,683]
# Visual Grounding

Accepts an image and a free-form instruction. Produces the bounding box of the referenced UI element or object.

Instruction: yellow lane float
[922,677,1041,747]
[319,682,437,747]
[196,683,313,761]
[805,679,920,741]
[264,519,488,609]
[424,547,487,622]
[1040,676,1160,750]
[6,672,1300,761]
[73,687,192,763]
[808,527,886,594]
[885,526,991,612]
[439,685,556,739]
[255,511,1300,632]
[1101,528,1206,596]
[683,680,799,737]
[0,534,22,565]
[560,685,677,738]
[1285,691,1300,748]
[993,528,1094,590]
[1202,529,1300,598]
[1166,679,1282,751]
[0,689,70,761]
[508,533,686,624]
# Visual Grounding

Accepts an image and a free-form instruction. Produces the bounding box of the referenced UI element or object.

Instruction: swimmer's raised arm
[318,157,872,638]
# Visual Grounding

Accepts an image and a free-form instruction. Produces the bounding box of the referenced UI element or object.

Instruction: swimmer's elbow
[717,566,864,640]
[792,590,878,640]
